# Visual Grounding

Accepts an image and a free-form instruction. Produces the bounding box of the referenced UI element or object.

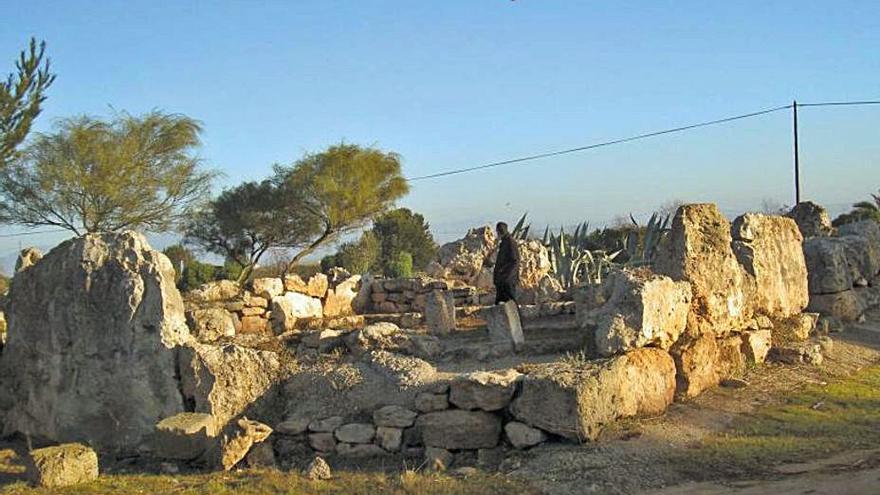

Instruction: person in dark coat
[494,221,520,304]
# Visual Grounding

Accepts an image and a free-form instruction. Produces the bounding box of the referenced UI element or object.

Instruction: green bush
[386,251,413,278]
[180,260,216,291]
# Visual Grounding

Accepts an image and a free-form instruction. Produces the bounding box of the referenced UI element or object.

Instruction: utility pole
[793,100,800,205]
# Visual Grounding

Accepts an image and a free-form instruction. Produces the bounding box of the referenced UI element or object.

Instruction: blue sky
[1,1,878,267]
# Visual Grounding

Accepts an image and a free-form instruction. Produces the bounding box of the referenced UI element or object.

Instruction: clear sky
[1,0,878,268]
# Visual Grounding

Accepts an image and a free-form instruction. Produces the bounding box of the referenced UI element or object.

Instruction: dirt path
[506,309,880,495]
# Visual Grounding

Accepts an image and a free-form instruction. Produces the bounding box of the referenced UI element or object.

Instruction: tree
[162,244,194,282]
[276,143,409,271]
[0,111,214,234]
[1,38,55,168]
[833,190,880,226]
[328,231,380,275]
[371,207,437,274]
[386,251,413,278]
[183,179,320,283]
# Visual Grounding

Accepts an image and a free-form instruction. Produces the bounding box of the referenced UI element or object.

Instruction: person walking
[493,221,520,304]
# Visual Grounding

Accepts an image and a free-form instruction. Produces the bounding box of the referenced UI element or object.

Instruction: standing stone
[26,443,99,488]
[486,301,524,352]
[654,203,751,336]
[0,232,189,453]
[731,214,809,319]
[425,290,456,336]
[786,202,833,238]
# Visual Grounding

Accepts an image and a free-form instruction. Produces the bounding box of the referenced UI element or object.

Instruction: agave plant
[511,211,531,240]
[544,223,620,289]
[623,212,670,266]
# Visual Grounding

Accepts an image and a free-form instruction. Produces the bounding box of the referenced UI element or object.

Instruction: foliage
[275,143,409,270]
[371,207,437,273]
[1,38,55,168]
[324,231,380,275]
[622,212,670,266]
[0,111,214,235]
[179,260,217,291]
[184,179,320,283]
[543,222,620,289]
[510,212,531,240]
[832,189,880,226]
[386,250,414,278]
[162,244,194,282]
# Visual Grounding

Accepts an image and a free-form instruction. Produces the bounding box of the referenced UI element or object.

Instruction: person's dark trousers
[495,281,516,304]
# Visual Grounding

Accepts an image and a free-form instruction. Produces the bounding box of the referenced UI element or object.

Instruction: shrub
[386,251,413,278]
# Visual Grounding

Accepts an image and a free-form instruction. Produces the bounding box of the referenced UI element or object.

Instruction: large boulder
[578,269,691,356]
[839,234,880,283]
[270,292,323,332]
[807,290,865,321]
[654,204,751,336]
[431,226,497,285]
[0,232,189,453]
[785,202,833,238]
[838,220,880,245]
[25,443,99,488]
[509,348,675,441]
[179,343,286,429]
[731,213,809,319]
[802,238,852,294]
[516,240,553,295]
[449,369,521,411]
[186,308,236,342]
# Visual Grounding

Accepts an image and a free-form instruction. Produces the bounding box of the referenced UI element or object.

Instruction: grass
[0,466,539,495]
[673,364,880,478]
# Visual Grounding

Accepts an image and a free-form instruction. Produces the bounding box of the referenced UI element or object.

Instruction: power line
[0,229,68,239]
[406,99,880,182]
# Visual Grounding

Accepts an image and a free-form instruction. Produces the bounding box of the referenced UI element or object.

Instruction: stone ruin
[0,201,878,477]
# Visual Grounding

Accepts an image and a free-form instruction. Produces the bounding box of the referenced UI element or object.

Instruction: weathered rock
[839,234,880,282]
[179,343,285,428]
[187,308,236,342]
[348,322,441,360]
[335,423,375,444]
[741,329,772,364]
[516,240,553,292]
[14,247,42,273]
[786,202,833,238]
[252,278,284,299]
[715,335,746,379]
[306,456,332,480]
[324,275,360,318]
[510,348,675,441]
[504,421,547,449]
[275,416,310,436]
[308,433,336,453]
[425,290,456,336]
[245,441,276,469]
[376,426,403,451]
[239,315,269,335]
[271,292,323,332]
[579,269,691,356]
[449,369,521,411]
[434,226,497,284]
[655,203,750,336]
[802,238,853,294]
[424,447,454,472]
[731,213,809,319]
[210,418,273,471]
[415,393,449,412]
[416,410,502,450]
[670,333,719,399]
[0,232,188,453]
[26,443,98,488]
[336,442,386,457]
[373,405,418,428]
[768,342,823,365]
[838,220,880,245]
[153,413,218,460]
[189,280,241,302]
[807,290,864,321]
[486,301,524,352]
[519,274,565,305]
[309,416,345,433]
[771,313,817,345]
